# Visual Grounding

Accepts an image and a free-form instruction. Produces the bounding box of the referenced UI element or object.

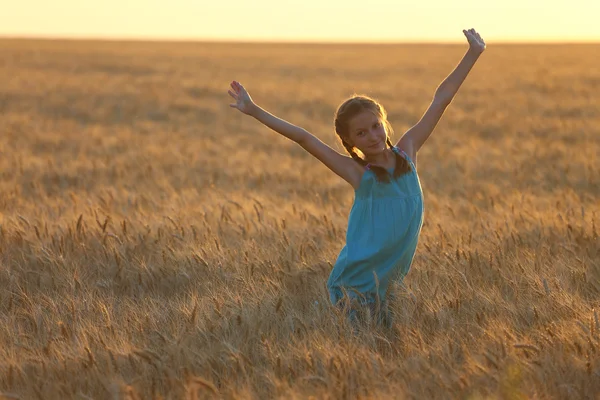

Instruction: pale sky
[1,0,599,42]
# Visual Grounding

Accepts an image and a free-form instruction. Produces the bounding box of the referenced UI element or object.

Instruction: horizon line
[1,34,599,46]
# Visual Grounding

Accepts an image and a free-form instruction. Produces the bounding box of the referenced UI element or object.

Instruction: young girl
[228,29,486,322]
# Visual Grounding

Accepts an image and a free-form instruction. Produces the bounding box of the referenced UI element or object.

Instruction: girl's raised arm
[228,81,363,189]
[396,29,486,160]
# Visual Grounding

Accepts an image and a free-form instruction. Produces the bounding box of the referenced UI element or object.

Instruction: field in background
[0,39,598,399]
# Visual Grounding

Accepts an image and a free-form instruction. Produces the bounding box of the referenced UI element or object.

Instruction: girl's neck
[365,147,395,168]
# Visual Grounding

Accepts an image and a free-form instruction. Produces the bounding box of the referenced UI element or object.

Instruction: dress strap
[392,146,412,163]
[365,163,372,170]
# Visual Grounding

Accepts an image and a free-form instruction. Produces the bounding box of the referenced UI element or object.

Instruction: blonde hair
[334,95,411,182]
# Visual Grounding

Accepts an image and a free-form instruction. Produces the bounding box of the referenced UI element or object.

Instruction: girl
[228,29,486,322]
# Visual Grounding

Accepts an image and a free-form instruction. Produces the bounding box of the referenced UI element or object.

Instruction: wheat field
[0,39,598,399]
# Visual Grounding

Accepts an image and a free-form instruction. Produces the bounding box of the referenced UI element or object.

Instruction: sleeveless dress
[327,146,424,306]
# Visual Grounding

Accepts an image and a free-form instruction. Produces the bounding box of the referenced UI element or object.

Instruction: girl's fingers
[228,90,239,100]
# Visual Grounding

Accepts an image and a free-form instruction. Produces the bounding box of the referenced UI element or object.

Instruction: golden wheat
[0,39,598,399]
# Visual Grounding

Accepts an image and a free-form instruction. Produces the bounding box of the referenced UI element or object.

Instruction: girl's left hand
[463,28,486,54]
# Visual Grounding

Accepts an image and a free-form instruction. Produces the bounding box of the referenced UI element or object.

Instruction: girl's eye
[374,122,381,128]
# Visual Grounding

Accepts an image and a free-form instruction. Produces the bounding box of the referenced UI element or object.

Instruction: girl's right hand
[228,81,256,115]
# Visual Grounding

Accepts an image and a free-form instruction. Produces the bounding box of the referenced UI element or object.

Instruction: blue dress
[327,146,424,305]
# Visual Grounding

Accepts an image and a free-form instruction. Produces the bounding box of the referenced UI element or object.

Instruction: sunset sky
[1,0,598,42]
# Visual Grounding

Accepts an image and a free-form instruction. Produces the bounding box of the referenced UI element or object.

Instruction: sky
[1,0,599,43]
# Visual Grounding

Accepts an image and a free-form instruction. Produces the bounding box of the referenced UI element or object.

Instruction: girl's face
[347,110,388,156]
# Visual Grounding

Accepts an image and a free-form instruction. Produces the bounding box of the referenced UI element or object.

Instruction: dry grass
[0,38,598,399]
